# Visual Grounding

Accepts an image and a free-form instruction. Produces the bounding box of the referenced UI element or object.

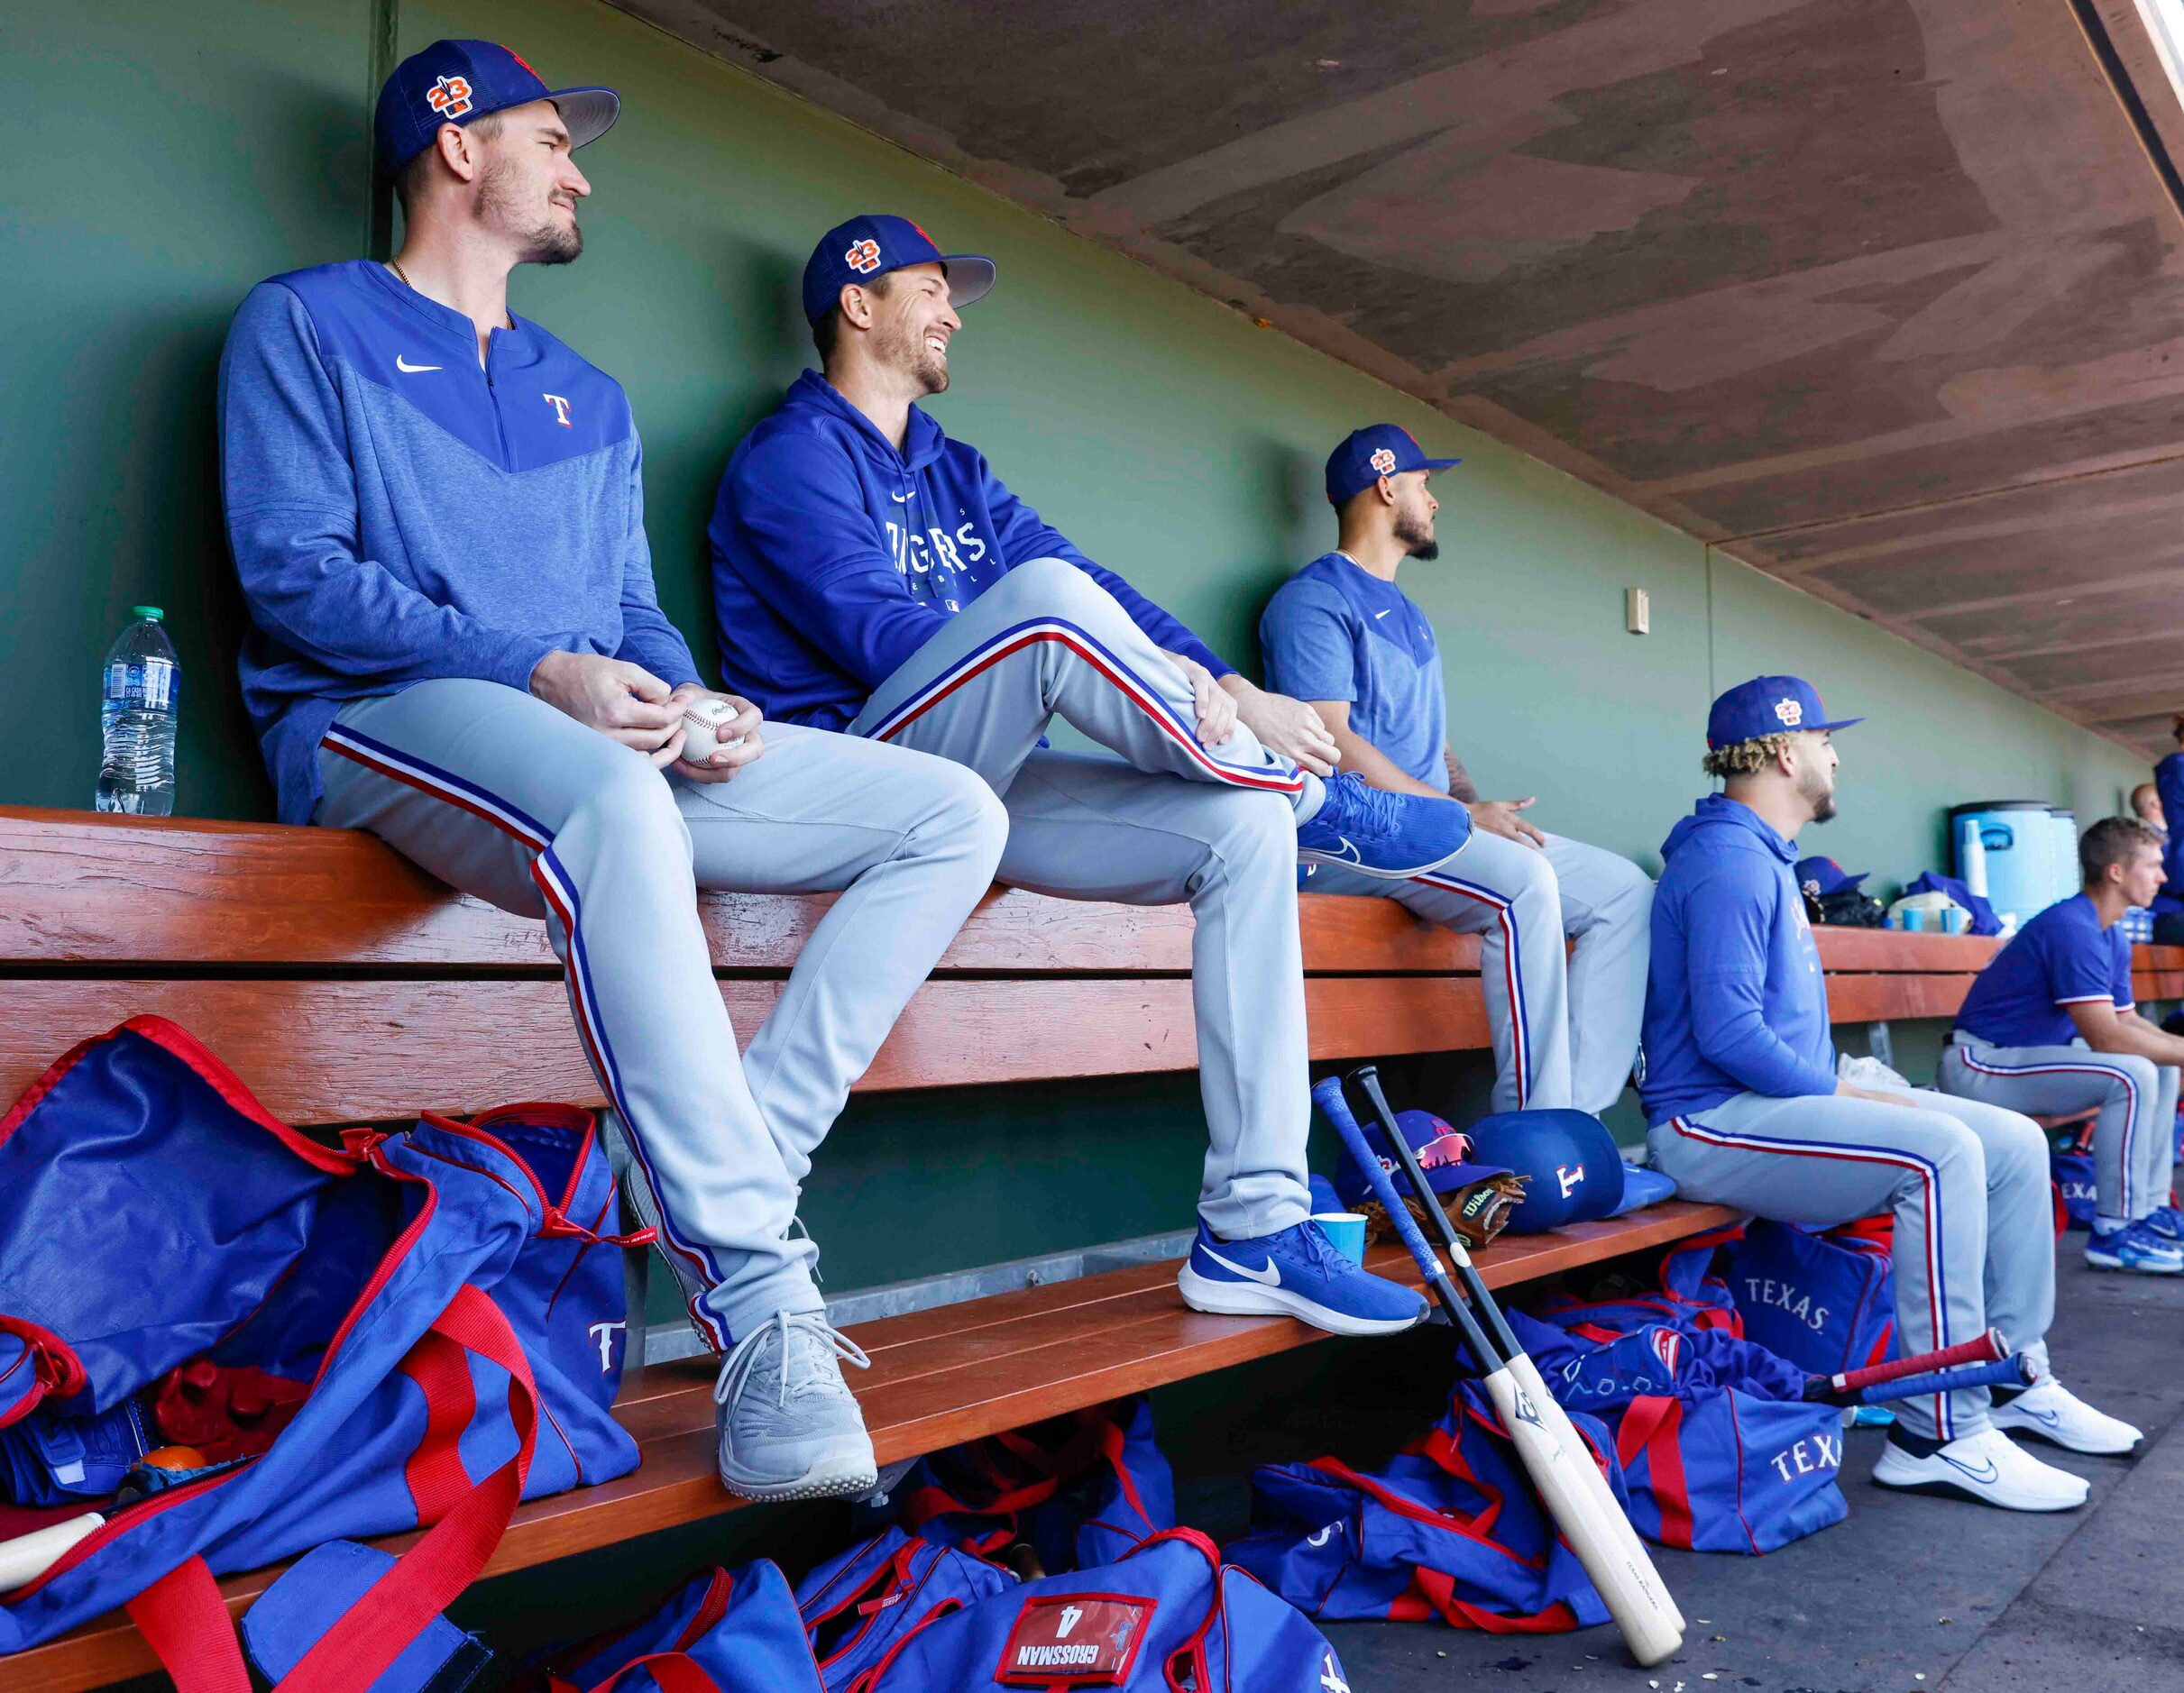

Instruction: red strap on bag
[126,1283,540,1693]
[1614,1396,1693,1550]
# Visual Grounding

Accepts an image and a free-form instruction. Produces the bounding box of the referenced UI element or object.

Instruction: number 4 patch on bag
[995,1594,1156,1686]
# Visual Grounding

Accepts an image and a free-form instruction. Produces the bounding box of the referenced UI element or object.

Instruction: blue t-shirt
[1953,892,2134,1048]
[1258,553,1447,792]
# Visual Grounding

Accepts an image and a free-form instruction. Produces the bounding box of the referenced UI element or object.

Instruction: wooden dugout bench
[6,804,2162,1691]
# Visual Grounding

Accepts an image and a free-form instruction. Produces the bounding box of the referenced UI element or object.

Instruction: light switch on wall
[1625,587,1650,635]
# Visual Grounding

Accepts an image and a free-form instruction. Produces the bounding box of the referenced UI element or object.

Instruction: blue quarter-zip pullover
[708,371,1227,728]
[218,261,698,824]
[1641,794,1840,1123]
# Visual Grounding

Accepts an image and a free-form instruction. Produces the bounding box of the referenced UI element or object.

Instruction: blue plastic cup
[1313,1213,1368,1266]
[1941,906,1968,935]
[1902,907,1928,932]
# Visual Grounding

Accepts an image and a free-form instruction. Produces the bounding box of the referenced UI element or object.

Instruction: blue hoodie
[708,371,1228,728]
[1640,794,1839,1124]
[219,261,699,824]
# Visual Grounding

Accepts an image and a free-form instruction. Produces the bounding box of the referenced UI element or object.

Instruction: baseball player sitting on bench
[1260,429,1654,1115]
[710,215,1463,1338]
[220,46,1009,1506]
[1641,676,2138,1512]
[1939,815,2184,1275]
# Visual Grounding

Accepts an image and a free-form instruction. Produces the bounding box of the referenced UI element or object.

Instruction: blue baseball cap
[375,40,619,174]
[1463,1110,1625,1232]
[802,215,997,325]
[1705,675,1863,749]
[1796,856,1867,899]
[1325,425,1462,507]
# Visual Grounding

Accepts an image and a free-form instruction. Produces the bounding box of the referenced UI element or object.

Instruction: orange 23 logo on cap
[1369,447,1398,476]
[845,238,883,275]
[427,75,473,120]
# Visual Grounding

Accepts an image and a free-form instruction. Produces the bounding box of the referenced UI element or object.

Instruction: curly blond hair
[1701,734,1794,780]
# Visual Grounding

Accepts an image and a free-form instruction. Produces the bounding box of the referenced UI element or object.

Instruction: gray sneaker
[713,1309,878,1502]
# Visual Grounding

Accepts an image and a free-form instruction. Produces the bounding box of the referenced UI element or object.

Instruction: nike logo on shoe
[395,354,443,373]
[1201,1247,1281,1286]
[1942,1453,2000,1484]
[1321,838,1363,865]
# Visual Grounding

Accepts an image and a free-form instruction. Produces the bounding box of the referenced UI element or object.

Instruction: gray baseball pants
[1648,1085,2054,1441]
[849,555,1321,1238]
[1307,832,1652,1115]
[1939,1035,2179,1225]
[316,678,1007,1349]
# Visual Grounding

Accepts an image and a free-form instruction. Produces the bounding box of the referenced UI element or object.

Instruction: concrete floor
[1167,1250,2184,1693]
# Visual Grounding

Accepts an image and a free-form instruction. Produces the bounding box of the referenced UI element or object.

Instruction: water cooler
[1951,801,2058,929]
[2046,807,2079,908]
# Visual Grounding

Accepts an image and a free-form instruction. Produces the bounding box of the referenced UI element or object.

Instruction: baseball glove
[1358,1171,1529,1249]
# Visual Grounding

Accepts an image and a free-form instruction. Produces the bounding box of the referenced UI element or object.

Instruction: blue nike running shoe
[1177,1218,1428,1335]
[2085,1219,2184,1274]
[1296,772,1472,880]
[2142,1204,2184,1245]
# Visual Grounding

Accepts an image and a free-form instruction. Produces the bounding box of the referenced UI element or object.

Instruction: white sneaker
[1989,1377,2142,1456]
[1871,1426,2089,1512]
[714,1310,878,1503]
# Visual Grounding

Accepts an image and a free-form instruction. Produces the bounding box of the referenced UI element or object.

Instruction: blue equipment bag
[542,1560,826,1693]
[897,1397,1174,1572]
[1227,1383,1617,1634]
[858,1529,1347,1693]
[1512,1310,1847,1555]
[794,1526,1013,1690]
[0,1018,647,1688]
[1721,1218,1898,1377]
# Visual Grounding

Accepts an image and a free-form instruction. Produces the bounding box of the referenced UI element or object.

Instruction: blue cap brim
[542,87,619,150]
[937,253,996,307]
[1420,457,1463,472]
[1810,716,1863,733]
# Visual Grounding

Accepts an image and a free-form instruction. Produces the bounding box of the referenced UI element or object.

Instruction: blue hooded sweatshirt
[1640,794,1839,1125]
[219,261,699,824]
[708,371,1228,728]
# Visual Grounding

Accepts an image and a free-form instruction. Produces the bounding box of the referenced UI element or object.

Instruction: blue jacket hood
[775,368,950,473]
[1660,792,1800,868]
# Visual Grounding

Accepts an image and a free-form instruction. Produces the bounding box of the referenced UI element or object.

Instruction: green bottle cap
[132,606,163,620]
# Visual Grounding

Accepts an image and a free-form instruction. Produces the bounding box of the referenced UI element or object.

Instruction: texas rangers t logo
[1556,1162,1585,1198]
[544,393,574,427]
[845,237,883,274]
[1369,447,1398,475]
[427,75,473,120]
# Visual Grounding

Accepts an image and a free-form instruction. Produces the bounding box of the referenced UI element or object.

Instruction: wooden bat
[0,1511,103,1593]
[1313,1076,1684,1668]
[1345,1067,1688,1643]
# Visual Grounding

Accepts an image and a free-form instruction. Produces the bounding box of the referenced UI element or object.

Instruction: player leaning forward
[711,215,1466,1335]
[220,44,1009,1505]
[1641,678,2138,1512]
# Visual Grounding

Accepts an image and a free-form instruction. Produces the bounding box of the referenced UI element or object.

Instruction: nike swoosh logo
[1942,1454,2000,1484]
[1200,1246,1281,1286]
[394,355,442,373]
[1324,838,1363,865]
[890,489,912,502]
[1373,609,1391,618]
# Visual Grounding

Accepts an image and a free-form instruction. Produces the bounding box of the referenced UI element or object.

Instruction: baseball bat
[1812,1329,2007,1399]
[1312,1078,1683,1668]
[1346,1066,1686,1643]
[0,1511,103,1593]
[1847,1354,2031,1408]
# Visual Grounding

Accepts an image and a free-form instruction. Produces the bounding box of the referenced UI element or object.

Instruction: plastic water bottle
[1957,816,1989,899]
[96,608,179,816]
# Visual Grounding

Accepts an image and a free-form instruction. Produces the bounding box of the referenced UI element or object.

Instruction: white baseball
[681,697,747,764]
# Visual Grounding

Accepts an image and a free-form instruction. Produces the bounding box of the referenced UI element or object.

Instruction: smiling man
[708,215,1464,1339]
[220,47,1011,1505]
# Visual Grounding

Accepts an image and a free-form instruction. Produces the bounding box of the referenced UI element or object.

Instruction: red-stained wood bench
[8,807,2142,1691]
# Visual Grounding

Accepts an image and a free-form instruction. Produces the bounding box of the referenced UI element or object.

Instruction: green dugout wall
[0,0,2153,1286]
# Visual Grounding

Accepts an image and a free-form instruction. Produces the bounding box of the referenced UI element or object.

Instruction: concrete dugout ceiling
[613,0,2184,754]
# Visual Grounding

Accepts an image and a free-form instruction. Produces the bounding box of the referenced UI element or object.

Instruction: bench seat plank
[7,1202,1737,1693]
[0,976,1489,1125]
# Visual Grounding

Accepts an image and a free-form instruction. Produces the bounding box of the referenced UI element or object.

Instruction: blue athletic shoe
[2085,1220,2184,1274]
[1296,772,1472,880]
[1177,1218,1428,1336]
[2143,1204,2184,1245]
